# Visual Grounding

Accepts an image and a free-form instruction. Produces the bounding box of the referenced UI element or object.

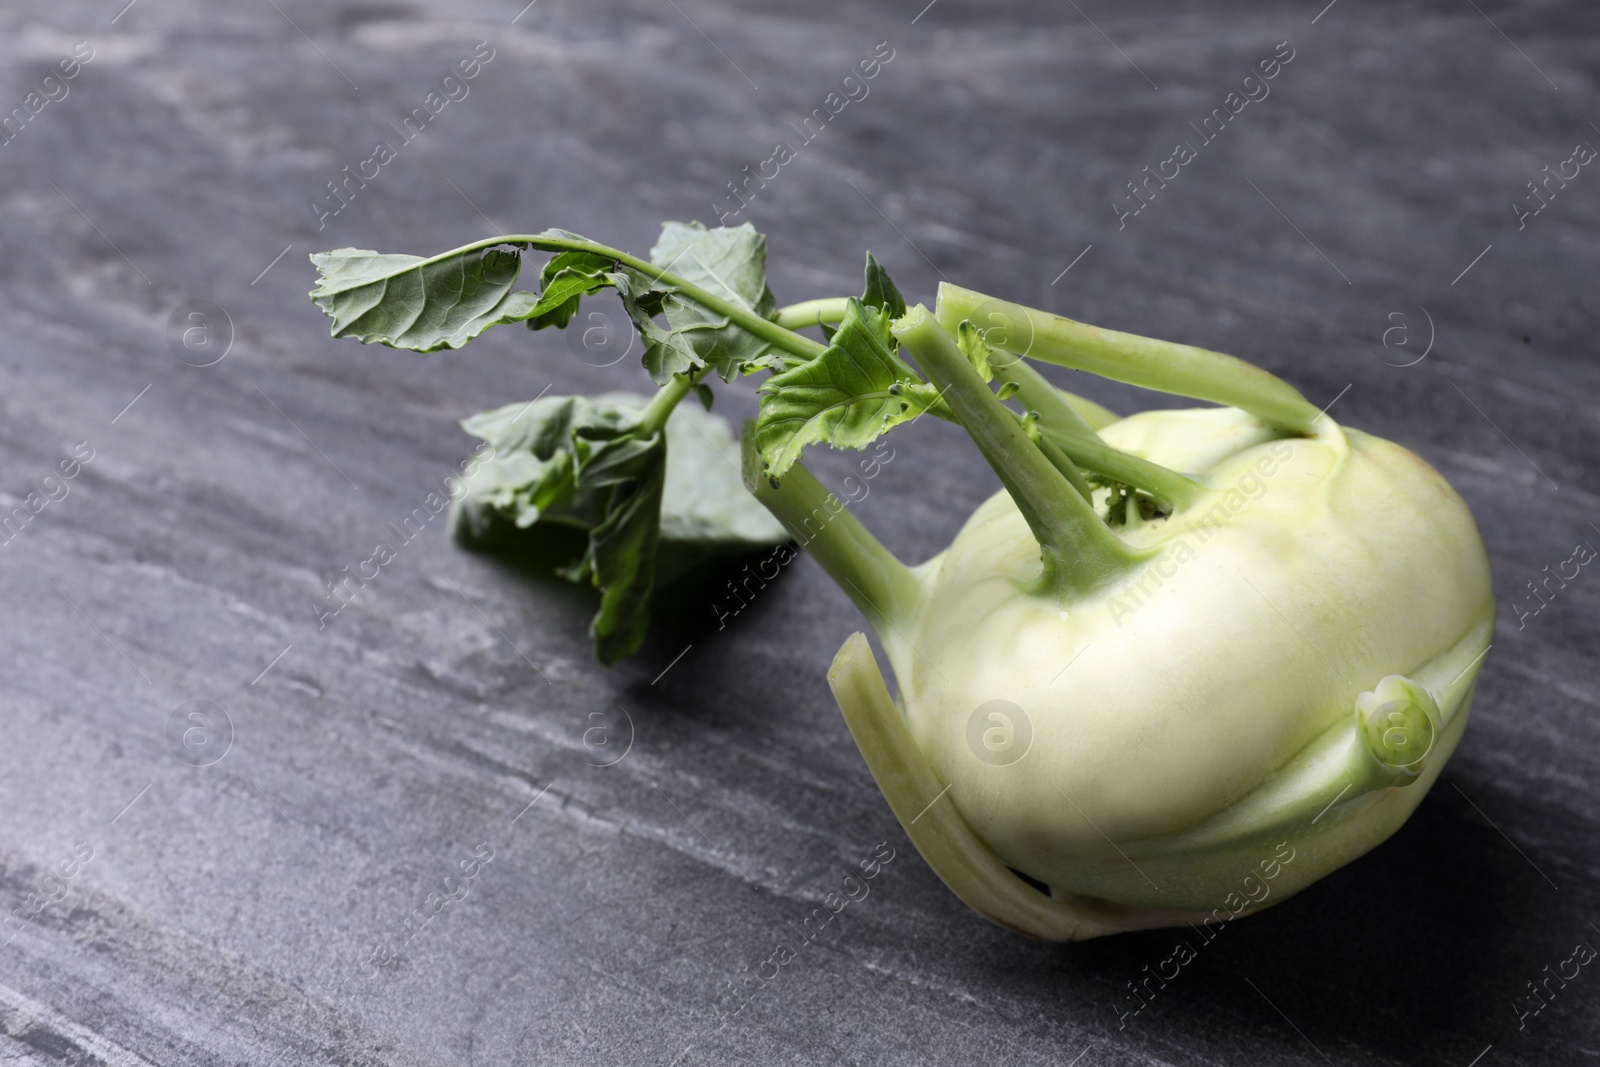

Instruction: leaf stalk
[936,283,1322,435]
[894,307,1143,597]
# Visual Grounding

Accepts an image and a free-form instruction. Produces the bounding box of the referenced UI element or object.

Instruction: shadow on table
[455,517,794,664]
[1017,775,1578,1064]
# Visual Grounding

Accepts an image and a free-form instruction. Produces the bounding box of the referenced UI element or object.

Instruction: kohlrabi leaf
[860,252,907,320]
[456,393,785,549]
[652,222,776,317]
[656,399,788,547]
[565,431,667,665]
[312,224,796,390]
[310,246,539,352]
[521,223,784,385]
[526,250,616,330]
[454,394,636,533]
[620,265,714,385]
[451,393,788,663]
[648,221,786,383]
[448,394,659,663]
[518,239,702,381]
[755,299,943,479]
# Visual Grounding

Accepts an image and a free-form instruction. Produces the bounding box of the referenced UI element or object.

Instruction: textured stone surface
[0,0,1596,1064]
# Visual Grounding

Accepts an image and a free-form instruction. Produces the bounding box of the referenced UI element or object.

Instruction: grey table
[1,0,1596,1064]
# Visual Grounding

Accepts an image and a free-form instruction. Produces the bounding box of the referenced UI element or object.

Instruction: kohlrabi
[311,222,1494,940]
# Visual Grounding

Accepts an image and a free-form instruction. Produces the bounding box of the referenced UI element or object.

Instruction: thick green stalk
[1058,390,1121,431]
[635,373,695,436]
[740,428,920,630]
[936,283,1322,435]
[772,297,851,330]
[894,307,1143,596]
[991,358,1202,508]
[1034,431,1095,503]
[995,356,1100,436]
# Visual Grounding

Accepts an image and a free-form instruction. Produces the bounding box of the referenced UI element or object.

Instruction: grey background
[0,0,1596,1064]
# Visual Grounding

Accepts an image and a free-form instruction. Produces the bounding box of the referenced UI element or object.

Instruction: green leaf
[523,248,693,375]
[526,250,615,330]
[448,394,661,663]
[575,431,662,490]
[568,433,667,665]
[755,299,943,479]
[451,393,788,663]
[622,266,714,384]
[648,221,785,383]
[526,223,781,385]
[457,392,784,551]
[310,246,539,352]
[656,398,788,548]
[311,224,798,391]
[860,252,907,319]
[452,395,637,537]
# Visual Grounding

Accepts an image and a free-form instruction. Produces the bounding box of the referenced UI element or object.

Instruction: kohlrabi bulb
[774,298,1494,940]
[856,406,1493,936]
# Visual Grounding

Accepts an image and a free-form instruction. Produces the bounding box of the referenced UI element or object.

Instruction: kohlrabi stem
[991,358,1202,509]
[999,356,1100,436]
[1034,432,1095,503]
[772,298,851,330]
[936,283,1323,436]
[635,373,695,437]
[894,307,1143,595]
[741,426,920,630]
[1055,390,1120,431]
